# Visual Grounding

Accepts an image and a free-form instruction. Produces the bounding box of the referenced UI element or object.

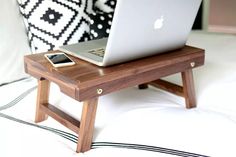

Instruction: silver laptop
[59,0,202,66]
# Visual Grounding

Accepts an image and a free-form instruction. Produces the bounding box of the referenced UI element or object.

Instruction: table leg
[138,84,149,89]
[181,69,196,109]
[35,79,50,122]
[77,98,98,153]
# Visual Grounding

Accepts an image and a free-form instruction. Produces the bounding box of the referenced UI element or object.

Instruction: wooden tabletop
[24,45,205,101]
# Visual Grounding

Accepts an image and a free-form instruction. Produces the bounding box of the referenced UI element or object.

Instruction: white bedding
[166,31,236,118]
[1,31,236,157]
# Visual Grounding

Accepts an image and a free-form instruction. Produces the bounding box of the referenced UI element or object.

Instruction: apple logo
[154,16,164,30]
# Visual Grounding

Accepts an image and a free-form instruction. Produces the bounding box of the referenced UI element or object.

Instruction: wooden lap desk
[24,46,205,153]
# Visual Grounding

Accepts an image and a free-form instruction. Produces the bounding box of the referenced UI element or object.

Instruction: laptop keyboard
[88,48,105,57]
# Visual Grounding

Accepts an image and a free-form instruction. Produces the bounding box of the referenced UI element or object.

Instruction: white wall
[203,0,236,34]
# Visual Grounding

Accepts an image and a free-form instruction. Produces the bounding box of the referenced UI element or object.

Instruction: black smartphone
[44,52,75,67]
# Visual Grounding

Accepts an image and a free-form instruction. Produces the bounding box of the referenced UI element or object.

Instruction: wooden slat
[149,79,184,97]
[40,103,80,133]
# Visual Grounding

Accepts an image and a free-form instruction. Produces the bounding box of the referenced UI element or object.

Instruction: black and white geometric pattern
[89,11,114,39]
[17,0,93,53]
[104,0,116,11]
[93,0,116,13]
[90,0,116,39]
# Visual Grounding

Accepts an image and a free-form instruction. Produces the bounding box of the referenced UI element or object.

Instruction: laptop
[59,0,202,66]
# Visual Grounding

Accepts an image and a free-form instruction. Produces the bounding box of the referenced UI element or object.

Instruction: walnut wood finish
[182,69,197,108]
[35,79,50,122]
[77,98,98,153]
[41,103,80,133]
[24,45,205,153]
[149,79,184,97]
[24,46,204,102]
[31,70,99,153]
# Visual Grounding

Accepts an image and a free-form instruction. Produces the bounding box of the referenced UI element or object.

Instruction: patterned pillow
[90,0,116,39]
[17,0,93,53]
[89,11,114,39]
[93,0,116,13]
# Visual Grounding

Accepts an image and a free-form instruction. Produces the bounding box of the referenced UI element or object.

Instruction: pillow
[90,0,116,39]
[89,11,114,39]
[0,0,31,85]
[17,0,93,53]
[93,0,116,13]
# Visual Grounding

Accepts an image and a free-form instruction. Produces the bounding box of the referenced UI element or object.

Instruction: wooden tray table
[24,45,205,153]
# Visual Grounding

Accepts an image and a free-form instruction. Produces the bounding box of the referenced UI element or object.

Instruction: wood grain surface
[25,46,205,102]
[25,45,205,153]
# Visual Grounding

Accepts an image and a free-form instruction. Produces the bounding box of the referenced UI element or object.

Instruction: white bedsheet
[1,31,236,157]
[165,31,236,118]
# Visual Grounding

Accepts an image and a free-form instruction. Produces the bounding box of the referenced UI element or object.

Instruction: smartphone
[44,52,75,67]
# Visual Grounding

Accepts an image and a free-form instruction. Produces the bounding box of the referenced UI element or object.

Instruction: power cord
[0,84,208,157]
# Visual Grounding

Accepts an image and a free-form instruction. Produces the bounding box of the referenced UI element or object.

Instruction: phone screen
[47,53,73,64]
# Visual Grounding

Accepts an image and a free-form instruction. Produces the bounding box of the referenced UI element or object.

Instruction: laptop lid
[103,0,202,66]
